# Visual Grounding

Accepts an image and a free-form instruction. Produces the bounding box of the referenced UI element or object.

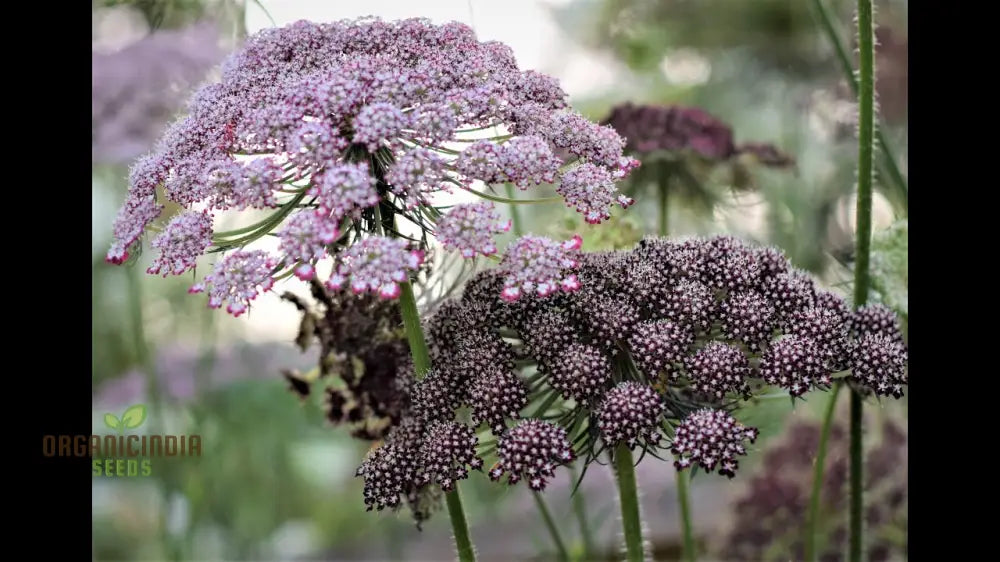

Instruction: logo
[41,403,202,477]
[103,403,148,433]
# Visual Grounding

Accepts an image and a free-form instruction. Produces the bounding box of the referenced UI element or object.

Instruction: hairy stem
[568,465,595,560]
[804,383,843,561]
[532,491,569,562]
[676,469,696,562]
[849,390,863,562]
[398,280,476,561]
[849,0,876,559]
[613,444,644,562]
[399,281,432,379]
[811,0,907,212]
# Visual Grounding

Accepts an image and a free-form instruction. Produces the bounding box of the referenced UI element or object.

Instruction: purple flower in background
[602,102,794,166]
[92,22,224,164]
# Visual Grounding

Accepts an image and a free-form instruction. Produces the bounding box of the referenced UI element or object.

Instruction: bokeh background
[91,1,907,560]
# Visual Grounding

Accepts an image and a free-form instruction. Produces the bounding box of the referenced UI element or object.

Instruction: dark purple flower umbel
[671,408,759,478]
[489,418,575,491]
[602,103,794,167]
[106,18,639,317]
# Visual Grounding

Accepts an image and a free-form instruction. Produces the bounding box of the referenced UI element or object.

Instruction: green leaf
[103,414,121,431]
[120,404,148,429]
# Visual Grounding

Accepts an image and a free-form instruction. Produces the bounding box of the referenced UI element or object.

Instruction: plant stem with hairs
[850,0,876,559]
[810,0,908,212]
[613,444,645,562]
[676,469,696,562]
[533,491,570,562]
[804,383,843,561]
[568,465,596,561]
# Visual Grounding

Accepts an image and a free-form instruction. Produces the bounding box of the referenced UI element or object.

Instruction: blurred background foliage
[92,0,907,560]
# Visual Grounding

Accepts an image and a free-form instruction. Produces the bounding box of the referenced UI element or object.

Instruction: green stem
[568,465,595,561]
[398,280,475,562]
[398,281,432,378]
[849,0,875,560]
[811,0,908,212]
[445,486,477,562]
[804,382,843,562]
[532,491,570,562]
[849,390,863,562]
[613,444,644,562]
[676,469,696,562]
[505,183,524,236]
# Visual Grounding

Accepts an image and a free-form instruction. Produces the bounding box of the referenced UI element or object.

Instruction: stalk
[505,183,524,236]
[399,280,475,562]
[850,0,876,559]
[658,183,669,237]
[613,444,644,562]
[810,0,908,212]
[568,465,595,561]
[532,491,570,562]
[804,383,843,561]
[675,470,696,562]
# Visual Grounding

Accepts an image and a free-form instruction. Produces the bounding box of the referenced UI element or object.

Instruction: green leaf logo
[120,404,148,429]
[104,414,121,431]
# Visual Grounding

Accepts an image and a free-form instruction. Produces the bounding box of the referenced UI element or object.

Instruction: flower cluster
[106,17,639,316]
[671,408,759,478]
[720,418,907,562]
[352,235,907,523]
[602,102,794,166]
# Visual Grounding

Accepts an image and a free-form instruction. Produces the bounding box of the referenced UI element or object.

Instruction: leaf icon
[120,404,148,429]
[104,414,121,431]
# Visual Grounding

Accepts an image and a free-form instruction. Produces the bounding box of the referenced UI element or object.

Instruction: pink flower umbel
[497,234,583,301]
[557,163,635,224]
[328,236,423,299]
[308,162,379,220]
[189,250,277,317]
[105,18,639,318]
[146,211,214,276]
[278,212,341,280]
[436,202,511,258]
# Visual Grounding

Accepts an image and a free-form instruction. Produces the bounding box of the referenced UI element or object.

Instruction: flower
[435,202,511,258]
[557,163,635,224]
[146,211,214,277]
[850,304,905,345]
[683,341,752,399]
[468,368,529,435]
[543,342,612,403]
[848,333,908,398]
[416,421,483,492]
[497,234,583,301]
[489,419,574,491]
[758,336,830,396]
[106,18,637,302]
[628,320,695,377]
[189,250,277,317]
[328,236,424,299]
[597,382,665,449]
[671,408,758,478]
[278,212,341,280]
